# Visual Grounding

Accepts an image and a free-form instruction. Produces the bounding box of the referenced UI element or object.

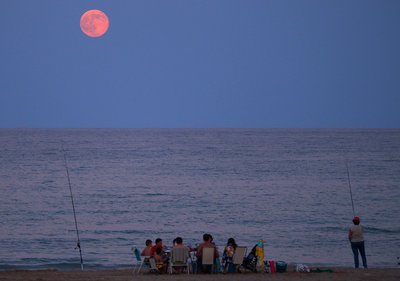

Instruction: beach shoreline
[1,268,399,281]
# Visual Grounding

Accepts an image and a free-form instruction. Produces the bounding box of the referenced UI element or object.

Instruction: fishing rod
[62,144,84,271]
[345,161,355,217]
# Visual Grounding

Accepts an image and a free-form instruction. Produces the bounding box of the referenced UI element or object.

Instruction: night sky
[1,0,399,128]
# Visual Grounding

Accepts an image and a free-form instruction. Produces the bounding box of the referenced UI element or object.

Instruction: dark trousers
[351,241,367,268]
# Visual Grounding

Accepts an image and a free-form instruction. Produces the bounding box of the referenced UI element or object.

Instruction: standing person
[348,216,368,269]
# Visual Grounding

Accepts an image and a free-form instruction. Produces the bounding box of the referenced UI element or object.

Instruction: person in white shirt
[348,216,368,268]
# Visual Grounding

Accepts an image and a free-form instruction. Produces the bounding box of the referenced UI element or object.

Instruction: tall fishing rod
[62,144,84,271]
[345,161,356,217]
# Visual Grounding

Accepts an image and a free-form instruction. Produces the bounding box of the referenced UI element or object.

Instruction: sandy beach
[1,268,399,281]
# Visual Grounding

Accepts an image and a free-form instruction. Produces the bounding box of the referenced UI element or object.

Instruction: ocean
[0,129,399,270]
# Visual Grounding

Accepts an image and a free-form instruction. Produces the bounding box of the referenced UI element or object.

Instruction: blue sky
[1,0,399,128]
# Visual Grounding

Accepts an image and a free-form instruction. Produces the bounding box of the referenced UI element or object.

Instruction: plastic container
[275,261,287,273]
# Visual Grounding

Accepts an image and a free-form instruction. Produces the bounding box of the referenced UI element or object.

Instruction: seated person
[150,238,164,256]
[141,239,152,263]
[222,238,237,273]
[154,247,167,273]
[141,239,152,256]
[173,237,189,250]
[171,237,190,273]
[196,233,219,273]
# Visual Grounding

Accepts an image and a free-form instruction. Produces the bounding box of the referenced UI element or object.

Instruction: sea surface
[0,129,399,270]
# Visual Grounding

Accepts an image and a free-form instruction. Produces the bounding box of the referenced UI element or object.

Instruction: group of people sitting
[140,233,248,274]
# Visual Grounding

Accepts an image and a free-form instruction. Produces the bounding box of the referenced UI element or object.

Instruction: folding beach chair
[202,247,215,273]
[232,246,247,272]
[132,247,150,274]
[169,247,191,274]
[242,245,258,272]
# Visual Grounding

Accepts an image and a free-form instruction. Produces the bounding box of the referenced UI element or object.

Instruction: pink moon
[80,10,109,38]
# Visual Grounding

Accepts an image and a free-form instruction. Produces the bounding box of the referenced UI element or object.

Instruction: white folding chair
[202,247,215,273]
[149,257,161,274]
[232,246,247,271]
[169,247,190,274]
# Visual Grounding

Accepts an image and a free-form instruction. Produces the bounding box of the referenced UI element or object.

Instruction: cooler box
[275,261,287,272]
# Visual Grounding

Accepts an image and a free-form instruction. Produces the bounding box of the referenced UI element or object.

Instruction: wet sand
[1,268,399,281]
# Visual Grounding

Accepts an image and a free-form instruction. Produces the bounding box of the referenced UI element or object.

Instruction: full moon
[80,9,109,38]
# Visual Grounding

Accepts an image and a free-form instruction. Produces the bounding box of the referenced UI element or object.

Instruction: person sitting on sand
[196,233,219,273]
[141,239,152,257]
[348,216,368,269]
[222,237,237,273]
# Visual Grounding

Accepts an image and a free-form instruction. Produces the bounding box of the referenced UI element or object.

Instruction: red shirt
[150,244,163,256]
